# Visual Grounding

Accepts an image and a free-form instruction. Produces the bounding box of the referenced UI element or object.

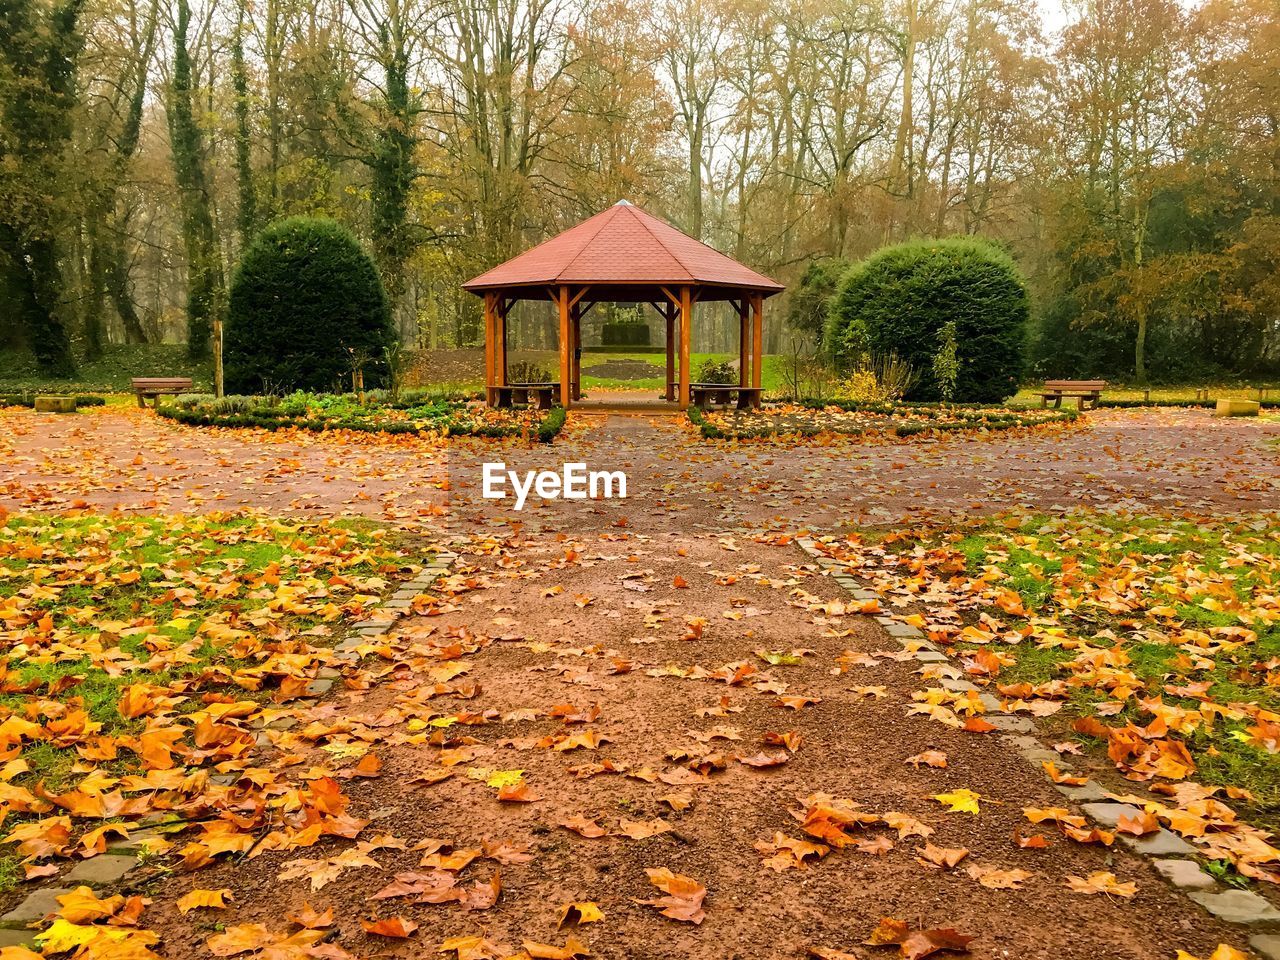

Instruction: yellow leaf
[931,788,981,815]
[177,888,233,913]
[36,920,127,954]
[485,769,524,788]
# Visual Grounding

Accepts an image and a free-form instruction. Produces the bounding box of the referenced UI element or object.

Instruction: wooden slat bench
[490,383,558,410]
[132,377,193,408]
[1038,380,1107,410]
[690,383,762,411]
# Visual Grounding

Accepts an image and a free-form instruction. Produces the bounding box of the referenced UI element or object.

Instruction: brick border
[0,548,460,949]
[795,536,1280,951]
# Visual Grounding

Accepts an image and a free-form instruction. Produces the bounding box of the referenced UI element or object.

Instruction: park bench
[1038,379,1107,410]
[132,377,193,408]
[690,383,763,411]
[491,382,557,410]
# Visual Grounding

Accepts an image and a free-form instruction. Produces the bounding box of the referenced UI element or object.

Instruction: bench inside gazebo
[462,200,784,411]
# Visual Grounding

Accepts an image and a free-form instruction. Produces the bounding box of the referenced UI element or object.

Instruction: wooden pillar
[679,286,692,409]
[665,303,675,400]
[751,293,763,390]
[484,292,496,406]
[558,286,572,407]
[571,303,582,400]
[737,298,749,388]
[496,297,508,387]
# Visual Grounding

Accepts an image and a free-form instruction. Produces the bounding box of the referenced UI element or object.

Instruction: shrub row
[0,393,106,408]
[688,404,1078,441]
[1094,398,1279,409]
[158,403,566,443]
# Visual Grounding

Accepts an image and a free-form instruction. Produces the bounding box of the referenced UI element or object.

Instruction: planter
[34,395,76,413]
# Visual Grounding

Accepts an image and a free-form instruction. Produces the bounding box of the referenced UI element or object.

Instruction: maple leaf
[521,936,591,959]
[864,917,975,959]
[1064,871,1137,898]
[288,903,334,928]
[176,888,233,913]
[362,916,420,938]
[931,789,981,815]
[560,815,608,838]
[558,902,605,928]
[737,751,789,768]
[614,818,672,840]
[966,865,1032,889]
[636,867,707,924]
[1175,947,1250,960]
[56,887,128,924]
[905,750,948,768]
[915,843,969,870]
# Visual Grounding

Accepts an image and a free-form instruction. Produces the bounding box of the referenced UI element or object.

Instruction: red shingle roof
[462,201,784,295]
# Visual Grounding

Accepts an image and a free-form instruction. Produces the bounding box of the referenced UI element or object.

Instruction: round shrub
[825,237,1029,403]
[225,217,394,394]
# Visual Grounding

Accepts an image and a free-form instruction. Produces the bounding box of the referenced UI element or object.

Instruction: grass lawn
[0,511,408,890]
[1011,384,1279,405]
[824,514,1280,832]
[0,345,213,395]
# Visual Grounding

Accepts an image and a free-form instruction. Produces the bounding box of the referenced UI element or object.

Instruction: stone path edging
[795,535,1280,957]
[0,547,460,949]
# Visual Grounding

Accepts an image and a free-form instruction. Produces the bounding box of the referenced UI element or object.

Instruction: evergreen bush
[224,217,394,393]
[826,237,1029,403]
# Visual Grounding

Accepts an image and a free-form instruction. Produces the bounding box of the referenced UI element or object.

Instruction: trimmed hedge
[689,402,1078,441]
[827,237,1029,403]
[158,401,567,443]
[0,393,106,408]
[1094,398,1279,409]
[225,217,394,394]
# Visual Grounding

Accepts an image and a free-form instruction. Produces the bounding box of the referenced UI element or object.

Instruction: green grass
[1011,383,1279,405]
[0,511,408,890]
[0,344,213,394]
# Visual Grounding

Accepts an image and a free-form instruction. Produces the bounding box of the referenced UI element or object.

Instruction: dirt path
[146,491,1242,959]
[3,406,1278,958]
[2,405,1277,525]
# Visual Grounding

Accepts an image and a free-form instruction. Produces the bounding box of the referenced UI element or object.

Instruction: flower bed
[688,400,1079,440]
[157,389,565,442]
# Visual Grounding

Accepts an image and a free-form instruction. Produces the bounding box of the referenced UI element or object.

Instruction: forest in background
[1,0,1277,385]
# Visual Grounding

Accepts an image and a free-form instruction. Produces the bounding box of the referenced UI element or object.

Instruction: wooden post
[571,302,582,400]
[737,299,749,388]
[751,294,763,390]
[497,298,507,387]
[679,286,692,409]
[484,292,496,406]
[213,317,224,398]
[558,286,572,407]
[665,303,675,401]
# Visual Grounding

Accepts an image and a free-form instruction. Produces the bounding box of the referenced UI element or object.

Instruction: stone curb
[0,546,463,947]
[794,536,1280,945]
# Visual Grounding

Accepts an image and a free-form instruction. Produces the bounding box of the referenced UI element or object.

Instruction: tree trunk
[105,232,150,344]
[232,1,256,245]
[169,0,224,361]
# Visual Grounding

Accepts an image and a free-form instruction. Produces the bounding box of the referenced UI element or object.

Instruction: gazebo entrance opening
[463,201,783,410]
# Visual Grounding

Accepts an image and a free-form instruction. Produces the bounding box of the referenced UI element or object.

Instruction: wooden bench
[1038,379,1107,410]
[690,383,762,411]
[491,383,558,410]
[132,377,193,408]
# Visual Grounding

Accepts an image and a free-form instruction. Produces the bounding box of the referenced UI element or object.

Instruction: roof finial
[614,198,632,206]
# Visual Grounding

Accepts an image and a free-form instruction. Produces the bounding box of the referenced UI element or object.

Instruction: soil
[3,405,1279,958]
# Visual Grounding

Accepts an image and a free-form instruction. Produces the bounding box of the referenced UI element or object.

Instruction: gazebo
[462,200,784,410]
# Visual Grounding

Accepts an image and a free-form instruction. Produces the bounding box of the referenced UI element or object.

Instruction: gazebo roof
[462,200,784,296]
